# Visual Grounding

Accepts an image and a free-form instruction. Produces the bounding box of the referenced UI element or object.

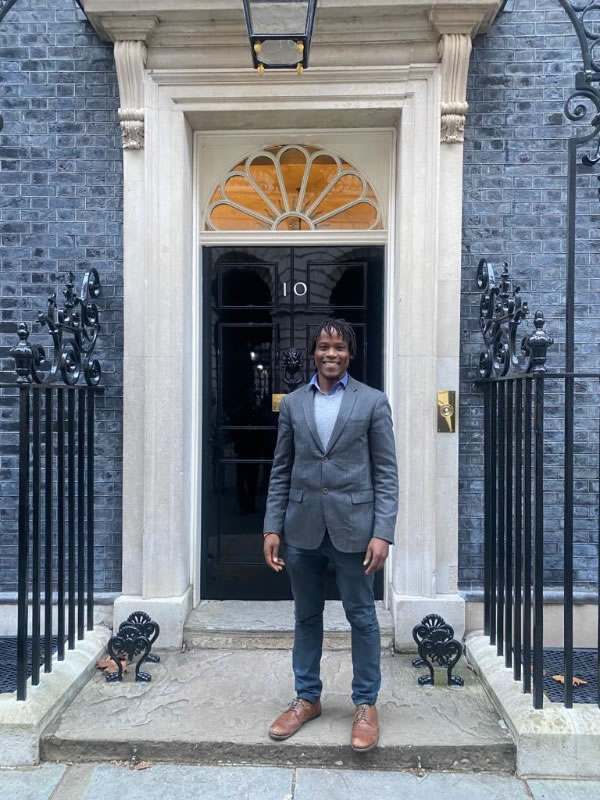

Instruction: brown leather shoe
[351,703,379,752]
[268,698,322,741]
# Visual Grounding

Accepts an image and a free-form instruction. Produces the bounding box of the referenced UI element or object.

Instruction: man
[263,318,398,752]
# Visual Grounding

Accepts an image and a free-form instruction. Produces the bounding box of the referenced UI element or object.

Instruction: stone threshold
[41,648,515,773]
[184,600,394,651]
[466,632,600,779]
[0,626,110,766]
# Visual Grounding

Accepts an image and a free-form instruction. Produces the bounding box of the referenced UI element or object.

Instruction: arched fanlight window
[205,145,383,231]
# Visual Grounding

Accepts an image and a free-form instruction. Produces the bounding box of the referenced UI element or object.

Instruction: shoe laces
[288,698,307,711]
[355,704,370,722]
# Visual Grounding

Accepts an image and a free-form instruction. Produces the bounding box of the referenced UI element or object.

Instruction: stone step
[183,600,394,651]
[42,649,515,773]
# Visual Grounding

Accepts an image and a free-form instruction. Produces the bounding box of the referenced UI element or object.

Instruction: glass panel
[215,462,272,563]
[258,39,301,66]
[219,325,275,426]
[247,155,285,213]
[218,261,276,307]
[248,0,309,35]
[307,261,366,307]
[279,147,307,212]
[210,204,270,231]
[301,154,338,213]
[204,145,384,232]
[224,175,275,220]
[275,215,311,231]
[315,203,380,230]
[312,174,364,218]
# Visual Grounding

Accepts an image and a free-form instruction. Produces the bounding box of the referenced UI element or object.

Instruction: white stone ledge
[0,626,110,766]
[466,632,600,779]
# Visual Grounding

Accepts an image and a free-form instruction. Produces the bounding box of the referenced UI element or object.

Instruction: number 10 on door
[282,282,307,298]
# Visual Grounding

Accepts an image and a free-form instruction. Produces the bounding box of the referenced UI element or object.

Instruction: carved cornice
[114,41,148,150]
[81,1,503,47]
[430,1,503,37]
[101,15,158,42]
[438,33,472,144]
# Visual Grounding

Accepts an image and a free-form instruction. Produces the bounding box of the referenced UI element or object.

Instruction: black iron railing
[475,0,600,710]
[2,270,103,700]
[3,383,102,700]
[476,259,600,709]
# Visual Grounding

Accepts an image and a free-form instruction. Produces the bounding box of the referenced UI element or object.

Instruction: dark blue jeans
[285,533,381,706]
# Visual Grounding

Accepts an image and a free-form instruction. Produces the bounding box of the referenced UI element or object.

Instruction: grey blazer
[263,375,399,552]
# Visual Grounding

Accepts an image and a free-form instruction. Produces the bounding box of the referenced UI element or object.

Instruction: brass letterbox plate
[272,393,286,413]
[437,390,456,433]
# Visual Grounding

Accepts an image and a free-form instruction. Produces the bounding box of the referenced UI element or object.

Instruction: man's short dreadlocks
[309,318,357,360]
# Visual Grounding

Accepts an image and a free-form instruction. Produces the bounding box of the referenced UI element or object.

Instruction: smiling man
[263,318,399,752]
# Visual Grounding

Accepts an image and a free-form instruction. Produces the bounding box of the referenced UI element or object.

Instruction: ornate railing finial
[10,270,102,386]
[10,323,41,385]
[523,311,555,375]
[477,259,553,378]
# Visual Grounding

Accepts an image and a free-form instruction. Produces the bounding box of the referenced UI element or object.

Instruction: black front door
[202,245,384,600]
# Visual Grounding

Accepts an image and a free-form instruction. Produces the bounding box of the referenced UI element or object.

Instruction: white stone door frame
[193,127,396,607]
[111,58,472,648]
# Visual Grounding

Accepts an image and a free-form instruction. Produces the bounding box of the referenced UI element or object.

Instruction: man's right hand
[264,533,285,572]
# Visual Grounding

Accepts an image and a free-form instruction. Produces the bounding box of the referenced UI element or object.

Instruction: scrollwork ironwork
[418,630,464,688]
[105,611,160,683]
[477,259,530,378]
[121,610,161,664]
[10,270,102,386]
[411,613,454,668]
[106,624,152,683]
[412,614,464,688]
[559,1,600,164]
[477,259,555,378]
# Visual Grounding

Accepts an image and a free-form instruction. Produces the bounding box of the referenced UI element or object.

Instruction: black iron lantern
[242,0,317,74]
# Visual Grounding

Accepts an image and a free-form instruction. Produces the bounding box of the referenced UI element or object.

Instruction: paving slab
[42,649,514,772]
[295,768,531,800]
[0,764,65,800]
[528,779,600,800]
[184,601,394,650]
[5,763,600,800]
[80,765,292,800]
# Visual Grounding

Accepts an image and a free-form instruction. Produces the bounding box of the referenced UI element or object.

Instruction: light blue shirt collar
[309,372,349,396]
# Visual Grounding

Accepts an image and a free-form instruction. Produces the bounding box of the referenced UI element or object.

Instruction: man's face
[314,329,351,384]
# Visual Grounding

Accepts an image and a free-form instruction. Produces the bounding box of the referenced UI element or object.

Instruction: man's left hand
[363,538,389,574]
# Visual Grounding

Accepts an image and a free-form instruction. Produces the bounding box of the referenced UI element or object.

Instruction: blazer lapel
[303,385,324,453]
[324,377,359,455]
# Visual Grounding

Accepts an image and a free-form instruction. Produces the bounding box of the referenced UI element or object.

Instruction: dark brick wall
[3,0,597,600]
[0,0,123,594]
[460,0,600,595]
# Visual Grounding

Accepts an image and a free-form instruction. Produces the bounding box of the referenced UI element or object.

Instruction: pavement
[1,763,599,800]
[40,649,514,772]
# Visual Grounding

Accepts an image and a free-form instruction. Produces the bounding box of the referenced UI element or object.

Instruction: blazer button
[322,487,329,494]
[323,456,329,462]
